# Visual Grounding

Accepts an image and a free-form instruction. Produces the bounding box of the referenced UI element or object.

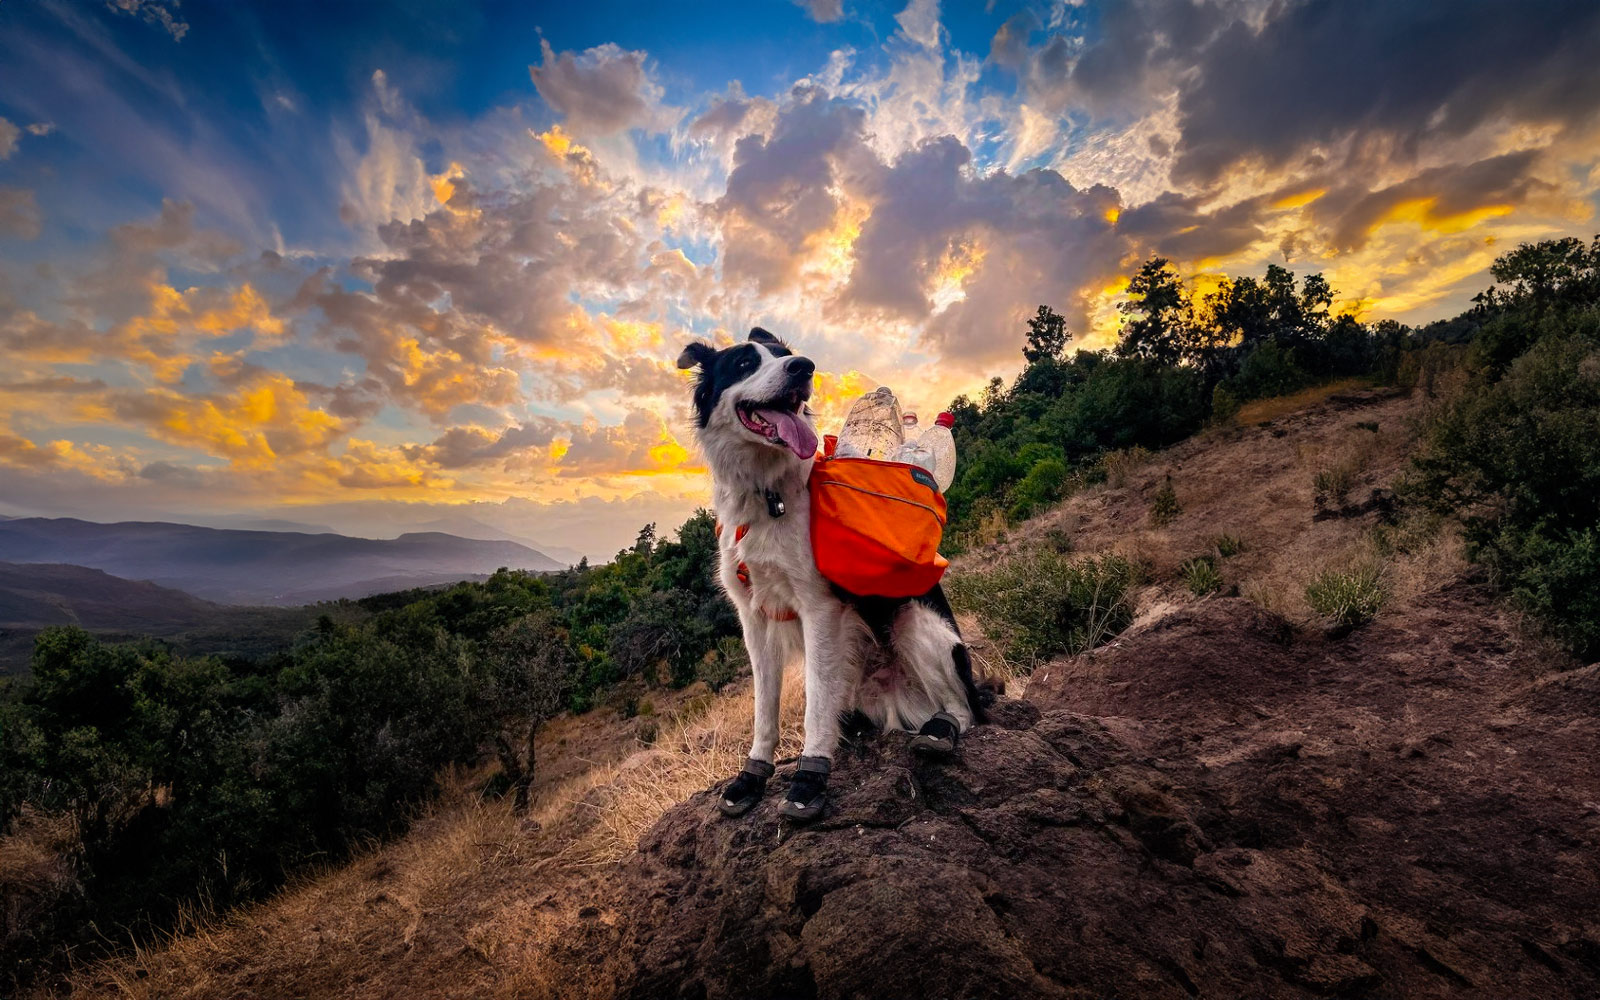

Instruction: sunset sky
[2,0,1598,559]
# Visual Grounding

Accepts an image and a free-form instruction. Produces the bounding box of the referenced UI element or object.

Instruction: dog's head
[677,327,818,462]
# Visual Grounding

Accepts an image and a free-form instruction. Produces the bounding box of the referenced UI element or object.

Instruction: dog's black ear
[748,327,782,346]
[676,341,714,370]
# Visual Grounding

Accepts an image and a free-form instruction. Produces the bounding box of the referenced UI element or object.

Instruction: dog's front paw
[718,758,775,817]
[777,756,830,823]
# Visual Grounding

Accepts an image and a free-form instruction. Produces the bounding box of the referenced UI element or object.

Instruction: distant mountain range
[0,518,564,605]
[0,561,314,672]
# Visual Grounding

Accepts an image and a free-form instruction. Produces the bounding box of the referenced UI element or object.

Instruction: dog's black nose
[786,357,815,378]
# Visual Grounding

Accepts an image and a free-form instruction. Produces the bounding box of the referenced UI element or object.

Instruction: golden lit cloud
[1364,196,1516,240]
[82,372,345,471]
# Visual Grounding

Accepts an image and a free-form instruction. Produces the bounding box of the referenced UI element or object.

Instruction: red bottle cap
[935,412,954,428]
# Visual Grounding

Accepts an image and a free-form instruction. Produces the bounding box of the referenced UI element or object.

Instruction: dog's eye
[738,354,756,371]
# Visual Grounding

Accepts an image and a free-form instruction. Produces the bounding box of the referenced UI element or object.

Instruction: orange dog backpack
[808,435,949,598]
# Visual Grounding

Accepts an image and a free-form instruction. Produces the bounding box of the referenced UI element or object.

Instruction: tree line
[941,256,1406,541]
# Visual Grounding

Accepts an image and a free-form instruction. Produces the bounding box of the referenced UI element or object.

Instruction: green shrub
[1305,565,1385,628]
[1180,555,1222,596]
[1009,458,1071,520]
[1149,476,1182,526]
[1228,340,1311,400]
[1211,383,1241,424]
[1408,317,1600,656]
[947,552,1138,667]
[697,636,748,693]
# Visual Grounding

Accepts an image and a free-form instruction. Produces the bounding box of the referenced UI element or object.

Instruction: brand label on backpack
[909,468,937,491]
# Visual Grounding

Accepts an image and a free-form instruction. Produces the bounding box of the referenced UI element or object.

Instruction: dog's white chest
[717,489,821,619]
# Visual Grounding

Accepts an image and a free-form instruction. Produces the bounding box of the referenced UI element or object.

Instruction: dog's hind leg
[892,603,978,756]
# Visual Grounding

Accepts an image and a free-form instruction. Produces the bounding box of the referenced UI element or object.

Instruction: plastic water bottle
[918,412,957,492]
[891,438,937,476]
[836,387,904,459]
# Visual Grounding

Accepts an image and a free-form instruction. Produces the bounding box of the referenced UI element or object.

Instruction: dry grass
[1232,377,1370,425]
[535,670,805,866]
[1101,445,1152,488]
[0,808,80,886]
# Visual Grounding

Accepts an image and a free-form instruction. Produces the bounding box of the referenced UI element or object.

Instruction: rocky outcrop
[572,589,1600,1000]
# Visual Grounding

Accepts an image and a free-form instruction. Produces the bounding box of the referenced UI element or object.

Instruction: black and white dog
[677,327,984,822]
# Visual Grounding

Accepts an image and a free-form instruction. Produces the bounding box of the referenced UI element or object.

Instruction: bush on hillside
[1226,340,1312,401]
[1149,477,1182,526]
[1009,458,1071,521]
[947,552,1138,667]
[1211,533,1245,558]
[1409,317,1600,655]
[1305,565,1385,629]
[1180,555,1222,596]
[698,636,749,693]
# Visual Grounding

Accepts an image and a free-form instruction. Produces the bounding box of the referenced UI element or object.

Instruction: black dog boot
[910,711,961,756]
[718,758,775,817]
[778,756,830,822]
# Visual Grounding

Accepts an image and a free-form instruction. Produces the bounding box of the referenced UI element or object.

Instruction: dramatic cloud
[530,40,675,135]
[839,134,1125,362]
[716,88,875,293]
[1016,0,1221,120]
[1172,0,1600,185]
[1117,191,1267,263]
[1313,150,1553,252]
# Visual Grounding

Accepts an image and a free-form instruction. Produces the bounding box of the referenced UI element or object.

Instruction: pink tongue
[759,408,819,459]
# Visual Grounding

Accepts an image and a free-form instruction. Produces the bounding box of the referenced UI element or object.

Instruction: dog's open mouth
[737,389,818,459]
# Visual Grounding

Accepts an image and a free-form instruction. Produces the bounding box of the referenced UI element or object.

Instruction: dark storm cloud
[1117,191,1268,261]
[1173,0,1600,184]
[1020,0,1224,118]
[837,135,1126,363]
